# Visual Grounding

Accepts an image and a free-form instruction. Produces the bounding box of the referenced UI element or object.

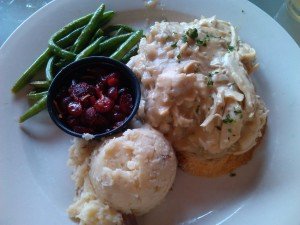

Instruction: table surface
[0,0,299,46]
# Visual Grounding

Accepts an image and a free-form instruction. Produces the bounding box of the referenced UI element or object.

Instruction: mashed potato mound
[89,126,177,215]
[68,126,177,224]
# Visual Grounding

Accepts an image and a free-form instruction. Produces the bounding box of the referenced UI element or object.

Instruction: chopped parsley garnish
[227,44,235,52]
[223,114,235,124]
[181,35,187,43]
[206,73,214,87]
[186,28,198,40]
[196,34,210,47]
[176,53,182,62]
[234,107,243,119]
[207,78,214,87]
[234,108,242,114]
[171,41,178,48]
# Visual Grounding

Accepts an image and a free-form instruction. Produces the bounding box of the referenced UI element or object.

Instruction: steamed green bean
[30,81,51,89]
[76,36,106,60]
[98,33,131,54]
[73,4,105,53]
[27,91,48,101]
[110,30,143,60]
[19,95,47,123]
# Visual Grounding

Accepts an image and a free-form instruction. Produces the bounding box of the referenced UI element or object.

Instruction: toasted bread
[177,125,266,177]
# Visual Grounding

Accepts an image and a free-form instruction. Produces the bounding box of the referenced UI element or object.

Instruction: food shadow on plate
[137,132,269,225]
[19,111,68,142]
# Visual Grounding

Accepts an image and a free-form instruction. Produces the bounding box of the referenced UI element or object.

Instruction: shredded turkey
[128,17,268,159]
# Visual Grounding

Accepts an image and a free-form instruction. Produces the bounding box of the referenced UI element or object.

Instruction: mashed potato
[68,126,177,224]
[89,126,177,215]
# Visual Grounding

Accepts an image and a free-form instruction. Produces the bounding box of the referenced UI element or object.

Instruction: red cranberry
[82,107,98,126]
[119,93,133,114]
[79,94,91,108]
[118,88,129,96]
[94,97,114,113]
[67,102,83,117]
[66,116,79,127]
[89,96,96,106]
[107,87,118,101]
[62,96,72,106]
[113,105,120,112]
[113,111,125,122]
[96,82,105,94]
[59,96,72,113]
[69,82,94,100]
[73,126,94,134]
[78,95,96,108]
[106,73,119,86]
[94,114,108,127]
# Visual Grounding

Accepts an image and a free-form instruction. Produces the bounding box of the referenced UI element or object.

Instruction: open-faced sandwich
[128,17,268,177]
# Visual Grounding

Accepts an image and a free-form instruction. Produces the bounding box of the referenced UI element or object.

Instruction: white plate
[1,0,300,224]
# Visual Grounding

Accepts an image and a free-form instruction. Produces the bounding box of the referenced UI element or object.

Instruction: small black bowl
[47,56,141,139]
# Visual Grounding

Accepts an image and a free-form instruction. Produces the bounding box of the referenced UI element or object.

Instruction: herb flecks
[176,53,182,62]
[223,114,235,124]
[165,35,171,41]
[196,34,210,47]
[181,35,187,43]
[228,128,232,133]
[171,41,178,48]
[206,73,214,87]
[227,44,235,52]
[207,78,214,87]
[234,108,242,115]
[234,107,243,119]
[186,28,198,40]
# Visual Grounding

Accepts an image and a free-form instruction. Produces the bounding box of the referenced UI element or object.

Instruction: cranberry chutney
[47,57,141,138]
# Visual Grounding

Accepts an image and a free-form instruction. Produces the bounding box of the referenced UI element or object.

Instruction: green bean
[121,45,139,63]
[98,33,131,54]
[45,57,56,81]
[103,24,134,35]
[73,4,105,54]
[110,30,143,60]
[55,59,69,69]
[76,36,106,60]
[27,91,48,101]
[11,49,51,93]
[48,13,94,60]
[56,26,85,47]
[70,11,114,52]
[19,95,47,123]
[90,28,104,43]
[97,11,115,27]
[115,27,127,36]
[30,81,51,89]
[11,14,94,93]
[48,44,76,61]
